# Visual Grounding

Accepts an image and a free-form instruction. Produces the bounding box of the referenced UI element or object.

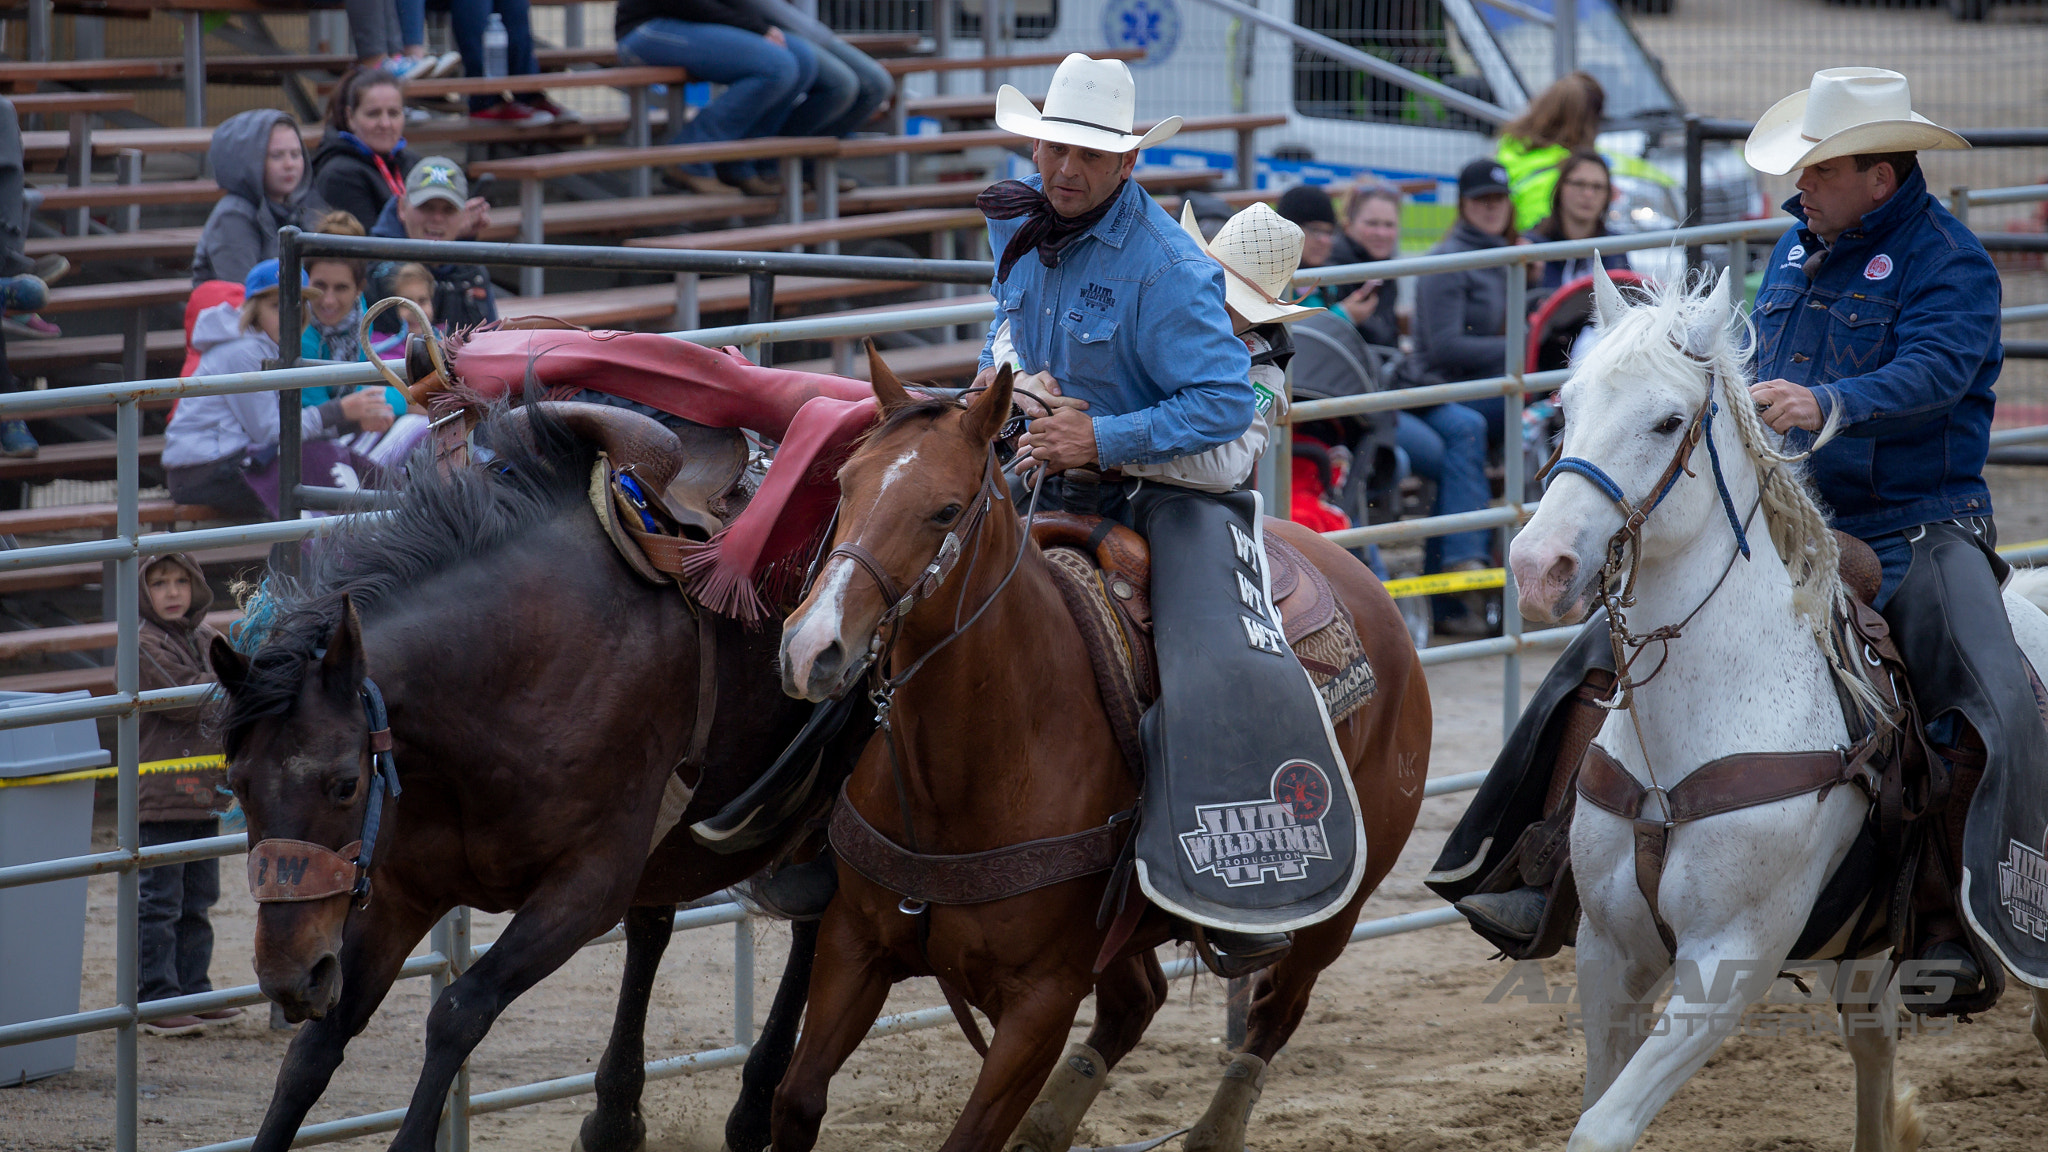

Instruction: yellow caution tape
[1381,567,1508,600]
[0,753,226,790]
[1998,538,2048,557]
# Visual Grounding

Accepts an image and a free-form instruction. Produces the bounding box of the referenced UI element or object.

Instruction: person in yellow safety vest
[1497,71,1606,232]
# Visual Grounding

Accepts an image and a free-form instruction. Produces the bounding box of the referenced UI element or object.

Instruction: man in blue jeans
[1398,404,1494,635]
[615,0,866,196]
[434,0,575,125]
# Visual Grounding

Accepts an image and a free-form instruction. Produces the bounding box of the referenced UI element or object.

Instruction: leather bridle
[246,677,403,910]
[1540,359,1755,712]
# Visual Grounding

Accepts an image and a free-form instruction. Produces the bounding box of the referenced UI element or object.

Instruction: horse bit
[245,678,403,911]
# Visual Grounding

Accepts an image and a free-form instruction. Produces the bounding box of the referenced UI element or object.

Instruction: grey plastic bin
[0,690,113,1085]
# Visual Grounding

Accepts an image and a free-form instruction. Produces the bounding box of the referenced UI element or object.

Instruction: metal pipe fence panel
[7,191,2048,1152]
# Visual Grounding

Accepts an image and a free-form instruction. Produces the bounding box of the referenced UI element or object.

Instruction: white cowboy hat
[1180,202,1322,326]
[994,53,1181,153]
[1745,67,1968,176]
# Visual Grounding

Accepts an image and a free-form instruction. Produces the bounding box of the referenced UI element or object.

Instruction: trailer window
[819,0,1059,41]
[1476,0,1678,123]
[1294,0,1496,130]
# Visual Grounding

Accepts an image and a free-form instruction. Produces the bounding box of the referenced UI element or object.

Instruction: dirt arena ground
[6,648,2045,1152]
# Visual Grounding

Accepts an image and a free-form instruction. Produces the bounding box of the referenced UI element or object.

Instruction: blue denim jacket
[1753,167,2003,538]
[977,176,1253,468]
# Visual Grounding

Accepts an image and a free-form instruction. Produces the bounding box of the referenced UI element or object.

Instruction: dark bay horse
[210,404,826,1152]
[774,365,1434,1152]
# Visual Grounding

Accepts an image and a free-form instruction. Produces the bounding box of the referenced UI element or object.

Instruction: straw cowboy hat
[1180,202,1322,326]
[994,53,1181,153]
[1745,67,1968,176]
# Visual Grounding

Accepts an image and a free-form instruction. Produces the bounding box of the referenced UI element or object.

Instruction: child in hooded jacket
[191,110,324,286]
[135,553,241,1036]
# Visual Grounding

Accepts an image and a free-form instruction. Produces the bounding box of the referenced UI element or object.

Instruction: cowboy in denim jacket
[1447,70,2048,1008]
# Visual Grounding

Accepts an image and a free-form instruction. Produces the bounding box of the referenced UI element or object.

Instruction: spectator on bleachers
[615,0,822,196]
[192,109,325,287]
[754,0,890,191]
[1522,150,1629,291]
[1285,181,1492,635]
[1327,182,1404,350]
[1414,157,1522,448]
[165,259,395,520]
[312,69,415,235]
[371,262,439,358]
[449,0,575,125]
[3,93,68,346]
[390,0,452,80]
[134,551,239,1038]
[0,93,66,457]
[344,0,408,71]
[302,212,412,422]
[370,157,498,330]
[1497,70,1604,233]
[1277,184,1385,339]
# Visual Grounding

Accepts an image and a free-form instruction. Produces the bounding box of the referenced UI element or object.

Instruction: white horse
[1509,266,2048,1152]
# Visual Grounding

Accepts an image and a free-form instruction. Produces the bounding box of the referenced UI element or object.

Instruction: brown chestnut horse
[209,404,849,1152]
[775,364,1433,1152]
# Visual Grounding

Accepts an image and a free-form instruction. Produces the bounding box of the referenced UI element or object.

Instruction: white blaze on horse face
[879,444,920,494]
[781,559,858,701]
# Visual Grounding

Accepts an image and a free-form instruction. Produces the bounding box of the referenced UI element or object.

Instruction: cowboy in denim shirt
[977,173,1253,470]
[1446,70,2048,1009]
[970,56,1351,978]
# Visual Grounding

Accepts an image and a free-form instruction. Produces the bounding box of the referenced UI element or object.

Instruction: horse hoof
[575,1107,645,1152]
[1183,1052,1266,1152]
[1005,1042,1110,1152]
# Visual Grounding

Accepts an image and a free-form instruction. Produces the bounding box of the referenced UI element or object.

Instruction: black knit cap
[1275,183,1338,229]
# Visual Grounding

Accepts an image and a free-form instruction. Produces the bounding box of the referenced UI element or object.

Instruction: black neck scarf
[976,179,1129,283]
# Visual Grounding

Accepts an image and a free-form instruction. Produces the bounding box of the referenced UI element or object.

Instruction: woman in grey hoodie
[165,260,393,519]
[190,110,324,286]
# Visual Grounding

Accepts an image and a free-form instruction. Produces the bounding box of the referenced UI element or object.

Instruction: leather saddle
[492,402,751,583]
[1028,509,1375,779]
[409,327,752,540]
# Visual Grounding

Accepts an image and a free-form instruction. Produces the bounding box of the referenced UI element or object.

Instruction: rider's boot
[1457,886,1547,942]
[1452,668,1616,947]
[744,852,839,920]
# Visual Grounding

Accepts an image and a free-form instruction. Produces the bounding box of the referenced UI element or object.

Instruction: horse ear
[963,363,1014,446]
[1683,267,1737,360]
[320,596,367,692]
[865,340,914,413]
[209,635,249,696]
[1592,259,1626,328]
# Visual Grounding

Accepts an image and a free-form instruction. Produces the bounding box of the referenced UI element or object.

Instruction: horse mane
[219,403,599,756]
[1588,272,1883,720]
[845,393,966,466]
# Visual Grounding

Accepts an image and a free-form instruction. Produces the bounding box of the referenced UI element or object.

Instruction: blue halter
[1544,393,1751,561]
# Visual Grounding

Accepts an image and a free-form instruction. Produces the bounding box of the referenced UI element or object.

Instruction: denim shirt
[1753,167,2002,538]
[976,176,1253,468]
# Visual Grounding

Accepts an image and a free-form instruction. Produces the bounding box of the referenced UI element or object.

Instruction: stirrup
[1190,923,1291,980]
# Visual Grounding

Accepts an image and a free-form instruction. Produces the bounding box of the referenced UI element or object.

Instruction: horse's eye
[932,504,963,526]
[1653,415,1685,436]
[332,777,359,803]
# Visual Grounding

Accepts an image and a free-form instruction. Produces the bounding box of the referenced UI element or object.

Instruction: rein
[246,677,403,909]
[820,424,1067,1056]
